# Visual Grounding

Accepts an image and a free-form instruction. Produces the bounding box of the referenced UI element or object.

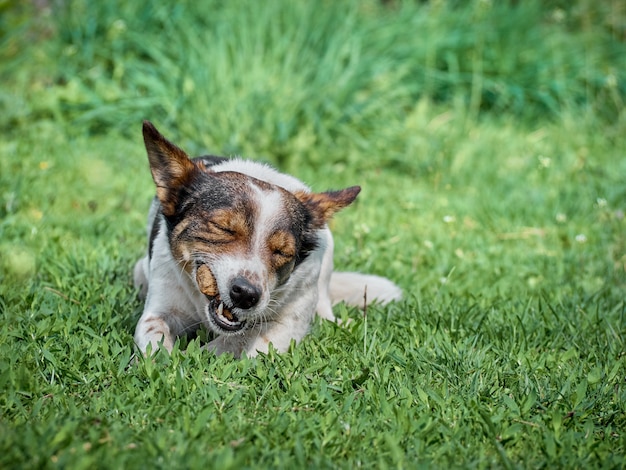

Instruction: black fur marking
[156,156,230,234]
[192,155,229,167]
[292,202,320,268]
[149,163,319,274]
[295,230,319,267]
[159,171,256,245]
[148,199,161,259]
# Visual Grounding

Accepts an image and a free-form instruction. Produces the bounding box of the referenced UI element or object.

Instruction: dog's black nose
[230,277,261,309]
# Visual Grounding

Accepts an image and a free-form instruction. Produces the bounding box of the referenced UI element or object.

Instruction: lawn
[1,0,625,468]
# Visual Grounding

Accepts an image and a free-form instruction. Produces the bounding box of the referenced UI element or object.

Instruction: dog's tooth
[217,302,224,316]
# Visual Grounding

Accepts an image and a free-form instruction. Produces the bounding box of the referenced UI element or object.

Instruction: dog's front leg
[134,314,175,354]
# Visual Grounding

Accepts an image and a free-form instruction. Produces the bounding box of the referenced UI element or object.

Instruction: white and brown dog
[133,121,401,357]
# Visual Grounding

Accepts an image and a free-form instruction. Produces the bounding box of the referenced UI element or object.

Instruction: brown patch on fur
[141,317,171,344]
[170,207,254,268]
[169,218,193,263]
[197,264,218,297]
[268,231,296,263]
[267,230,298,285]
[294,186,361,228]
[143,317,162,323]
[142,121,205,216]
[206,209,250,242]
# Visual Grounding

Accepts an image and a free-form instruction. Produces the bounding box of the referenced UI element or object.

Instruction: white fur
[133,160,402,357]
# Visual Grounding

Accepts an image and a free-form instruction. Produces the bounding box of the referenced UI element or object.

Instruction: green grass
[1,0,625,468]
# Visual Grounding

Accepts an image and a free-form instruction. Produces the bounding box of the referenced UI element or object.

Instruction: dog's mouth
[197,264,247,333]
[208,296,246,333]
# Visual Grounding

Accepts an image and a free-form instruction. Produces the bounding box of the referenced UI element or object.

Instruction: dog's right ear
[294,186,361,229]
[142,121,198,216]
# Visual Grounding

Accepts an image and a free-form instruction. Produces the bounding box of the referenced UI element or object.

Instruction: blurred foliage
[1,0,624,147]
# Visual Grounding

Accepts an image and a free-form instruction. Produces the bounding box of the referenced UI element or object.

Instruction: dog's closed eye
[268,231,296,261]
[209,221,236,236]
[198,209,248,243]
[272,249,292,258]
[190,224,236,247]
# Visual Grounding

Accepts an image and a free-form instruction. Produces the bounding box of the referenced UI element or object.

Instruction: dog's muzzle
[197,264,249,334]
[208,296,246,333]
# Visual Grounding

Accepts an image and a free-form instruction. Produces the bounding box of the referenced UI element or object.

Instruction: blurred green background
[1,1,625,468]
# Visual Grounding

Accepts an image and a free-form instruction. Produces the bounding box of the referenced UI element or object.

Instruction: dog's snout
[230,277,261,309]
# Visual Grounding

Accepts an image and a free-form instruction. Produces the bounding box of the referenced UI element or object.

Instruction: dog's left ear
[142,121,199,216]
[294,186,361,229]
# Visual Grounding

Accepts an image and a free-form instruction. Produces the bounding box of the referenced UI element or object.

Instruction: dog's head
[142,121,360,335]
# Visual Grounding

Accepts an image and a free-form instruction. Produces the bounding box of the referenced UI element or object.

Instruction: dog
[133,121,402,357]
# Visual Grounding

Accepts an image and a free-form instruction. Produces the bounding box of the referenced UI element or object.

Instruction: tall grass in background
[2,0,623,164]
